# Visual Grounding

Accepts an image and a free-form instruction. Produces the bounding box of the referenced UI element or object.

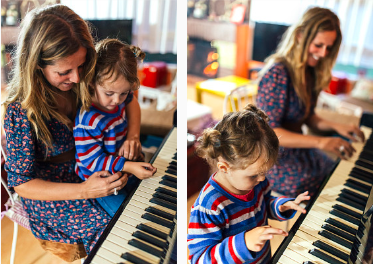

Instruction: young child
[74,38,157,217]
[187,104,310,264]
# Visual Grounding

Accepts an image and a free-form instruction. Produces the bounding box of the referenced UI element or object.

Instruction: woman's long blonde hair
[259,7,341,118]
[3,4,96,148]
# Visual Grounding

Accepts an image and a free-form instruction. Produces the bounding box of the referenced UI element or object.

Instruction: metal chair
[1,131,31,264]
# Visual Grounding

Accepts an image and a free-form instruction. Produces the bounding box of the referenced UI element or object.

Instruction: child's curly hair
[196,104,279,172]
[93,38,145,93]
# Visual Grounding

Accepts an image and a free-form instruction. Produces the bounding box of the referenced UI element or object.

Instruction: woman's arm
[14,170,126,200]
[274,127,355,159]
[306,113,365,142]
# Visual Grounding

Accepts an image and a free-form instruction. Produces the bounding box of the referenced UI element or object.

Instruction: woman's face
[41,46,87,92]
[307,30,337,67]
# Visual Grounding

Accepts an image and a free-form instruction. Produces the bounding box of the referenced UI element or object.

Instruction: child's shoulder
[194,180,230,212]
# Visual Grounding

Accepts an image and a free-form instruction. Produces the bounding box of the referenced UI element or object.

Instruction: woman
[3,4,127,261]
[256,7,365,197]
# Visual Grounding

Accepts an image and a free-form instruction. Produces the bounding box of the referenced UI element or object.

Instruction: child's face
[93,74,132,111]
[217,159,267,195]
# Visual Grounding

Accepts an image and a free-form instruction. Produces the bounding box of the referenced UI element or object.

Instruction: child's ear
[217,161,230,174]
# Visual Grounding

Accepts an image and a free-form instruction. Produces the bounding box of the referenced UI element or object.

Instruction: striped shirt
[187,175,295,264]
[74,93,133,180]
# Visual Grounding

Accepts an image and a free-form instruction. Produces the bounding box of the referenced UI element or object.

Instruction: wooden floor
[1,217,82,264]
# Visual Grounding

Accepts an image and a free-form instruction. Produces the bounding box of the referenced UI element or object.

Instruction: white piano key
[291,233,348,263]
[277,253,303,264]
[101,236,160,264]
[129,193,176,215]
[284,242,329,264]
[128,199,176,216]
[119,209,171,235]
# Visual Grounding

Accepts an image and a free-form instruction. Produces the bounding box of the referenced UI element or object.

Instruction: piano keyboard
[85,127,177,264]
[273,126,373,264]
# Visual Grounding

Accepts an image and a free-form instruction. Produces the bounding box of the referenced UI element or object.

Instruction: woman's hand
[318,136,355,160]
[332,123,365,143]
[123,162,157,180]
[279,191,310,214]
[81,171,129,199]
[118,136,143,161]
[244,226,288,252]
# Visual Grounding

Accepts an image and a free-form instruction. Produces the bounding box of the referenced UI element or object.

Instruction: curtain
[61,0,177,54]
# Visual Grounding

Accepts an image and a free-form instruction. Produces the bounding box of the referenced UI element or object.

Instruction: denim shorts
[96,175,139,217]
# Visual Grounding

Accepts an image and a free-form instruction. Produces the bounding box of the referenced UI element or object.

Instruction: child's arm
[74,124,127,176]
[278,191,310,214]
[188,204,282,263]
[118,94,142,161]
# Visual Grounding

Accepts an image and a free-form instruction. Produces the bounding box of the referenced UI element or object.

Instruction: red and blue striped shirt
[188,174,295,264]
[74,93,133,180]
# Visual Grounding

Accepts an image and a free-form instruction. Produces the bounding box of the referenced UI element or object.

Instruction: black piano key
[162,174,177,183]
[356,160,373,171]
[359,152,373,162]
[165,168,177,176]
[142,212,175,229]
[128,239,164,258]
[336,197,365,211]
[349,170,373,184]
[309,248,345,264]
[312,240,349,262]
[150,197,177,211]
[146,206,174,221]
[344,179,371,194]
[133,230,168,249]
[351,167,373,179]
[156,187,177,197]
[319,230,352,250]
[121,252,153,264]
[329,208,360,226]
[325,218,357,235]
[169,160,177,166]
[173,153,177,159]
[137,223,169,240]
[160,179,177,189]
[321,224,355,242]
[303,262,315,264]
[332,204,362,219]
[340,188,367,204]
[168,164,177,170]
[153,192,177,204]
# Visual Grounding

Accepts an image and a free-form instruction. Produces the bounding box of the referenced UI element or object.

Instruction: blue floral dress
[4,101,111,254]
[256,63,336,197]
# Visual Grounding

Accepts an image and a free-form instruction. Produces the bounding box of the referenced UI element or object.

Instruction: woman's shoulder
[5,101,27,117]
[267,62,290,76]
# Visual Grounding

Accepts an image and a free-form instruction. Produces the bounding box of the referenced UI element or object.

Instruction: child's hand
[279,191,310,214]
[118,137,142,161]
[123,161,157,179]
[244,226,288,252]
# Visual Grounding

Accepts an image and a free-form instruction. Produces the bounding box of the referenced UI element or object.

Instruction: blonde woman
[256,7,365,197]
[3,4,127,260]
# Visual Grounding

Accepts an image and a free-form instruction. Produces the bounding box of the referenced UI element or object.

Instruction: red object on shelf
[141,62,168,88]
[327,72,348,95]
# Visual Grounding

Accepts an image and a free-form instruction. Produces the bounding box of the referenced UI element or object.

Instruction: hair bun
[243,103,269,122]
[130,45,146,61]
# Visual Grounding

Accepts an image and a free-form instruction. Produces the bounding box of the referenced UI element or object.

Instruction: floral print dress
[4,101,111,254]
[256,63,336,197]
